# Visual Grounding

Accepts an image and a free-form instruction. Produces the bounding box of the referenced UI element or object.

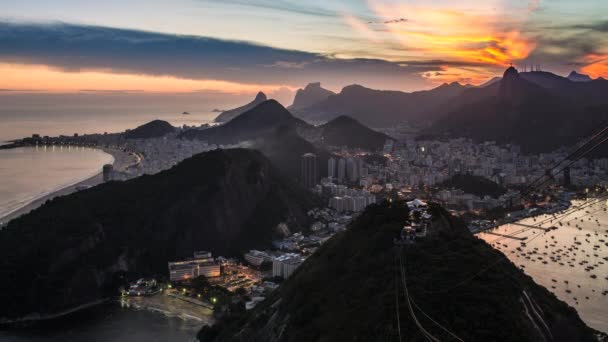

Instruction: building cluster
[321,183,377,212]
[168,251,221,282]
[123,133,214,177]
[434,188,516,211]
[327,156,368,183]
[398,199,433,244]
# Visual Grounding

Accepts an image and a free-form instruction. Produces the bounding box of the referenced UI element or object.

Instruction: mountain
[182,100,310,145]
[199,201,600,341]
[318,115,393,150]
[251,125,334,182]
[124,120,174,139]
[439,174,506,198]
[0,149,317,322]
[288,82,335,110]
[568,71,593,82]
[214,92,267,123]
[479,76,502,87]
[292,82,468,127]
[425,67,608,153]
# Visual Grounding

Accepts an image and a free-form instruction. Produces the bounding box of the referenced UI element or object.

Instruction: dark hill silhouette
[0,149,317,321]
[124,120,174,139]
[182,100,310,145]
[440,174,506,198]
[289,82,335,110]
[568,71,593,82]
[214,92,267,123]
[199,201,600,341]
[252,125,333,182]
[318,115,393,150]
[292,82,467,127]
[425,67,608,153]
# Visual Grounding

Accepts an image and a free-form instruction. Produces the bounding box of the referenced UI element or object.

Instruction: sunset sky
[1,0,607,96]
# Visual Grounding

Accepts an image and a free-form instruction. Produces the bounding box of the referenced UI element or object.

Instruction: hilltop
[181,100,310,145]
[0,149,318,322]
[214,92,267,123]
[425,67,608,153]
[293,82,467,127]
[125,120,175,139]
[318,115,393,150]
[289,82,335,110]
[199,201,601,341]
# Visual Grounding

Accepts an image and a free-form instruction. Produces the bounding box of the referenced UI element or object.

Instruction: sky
[0,0,607,99]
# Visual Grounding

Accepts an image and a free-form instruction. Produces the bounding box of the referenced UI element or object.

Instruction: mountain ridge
[0,148,317,321]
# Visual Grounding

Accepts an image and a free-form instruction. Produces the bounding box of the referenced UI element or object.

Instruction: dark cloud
[198,0,338,19]
[0,21,442,90]
[368,18,408,25]
[563,20,608,33]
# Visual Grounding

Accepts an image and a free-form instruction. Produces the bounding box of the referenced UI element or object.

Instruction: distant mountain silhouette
[124,120,174,139]
[0,149,317,321]
[289,82,335,110]
[214,92,267,123]
[182,100,310,145]
[568,71,593,82]
[425,67,608,153]
[292,82,467,127]
[318,115,393,150]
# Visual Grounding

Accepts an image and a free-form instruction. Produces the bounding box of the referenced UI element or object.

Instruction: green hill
[199,201,600,341]
[0,149,318,322]
[440,174,507,198]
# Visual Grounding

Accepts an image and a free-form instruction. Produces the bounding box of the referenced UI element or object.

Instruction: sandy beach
[0,147,138,226]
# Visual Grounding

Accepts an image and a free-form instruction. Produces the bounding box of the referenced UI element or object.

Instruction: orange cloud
[0,63,291,94]
[362,0,536,85]
[581,54,608,79]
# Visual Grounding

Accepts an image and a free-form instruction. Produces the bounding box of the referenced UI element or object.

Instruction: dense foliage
[124,119,175,139]
[200,200,598,341]
[0,149,318,320]
[319,115,393,151]
[439,173,507,198]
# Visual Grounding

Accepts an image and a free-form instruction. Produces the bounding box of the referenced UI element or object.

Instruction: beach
[0,147,137,226]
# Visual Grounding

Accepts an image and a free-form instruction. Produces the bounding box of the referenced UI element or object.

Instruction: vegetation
[319,115,393,150]
[0,149,318,320]
[439,173,507,198]
[200,200,599,341]
[124,119,174,139]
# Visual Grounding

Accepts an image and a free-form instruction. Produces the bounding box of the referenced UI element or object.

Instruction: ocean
[0,93,239,142]
[478,199,608,333]
[0,146,114,222]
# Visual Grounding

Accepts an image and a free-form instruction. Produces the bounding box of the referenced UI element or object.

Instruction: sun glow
[0,63,289,94]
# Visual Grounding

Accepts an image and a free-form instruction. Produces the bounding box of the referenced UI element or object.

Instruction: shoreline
[0,299,110,325]
[0,147,138,227]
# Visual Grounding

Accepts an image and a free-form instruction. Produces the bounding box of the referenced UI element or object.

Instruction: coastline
[0,147,137,227]
[0,299,110,325]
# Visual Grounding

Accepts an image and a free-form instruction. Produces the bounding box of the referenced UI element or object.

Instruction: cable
[394,253,403,342]
[410,297,465,342]
[398,248,440,342]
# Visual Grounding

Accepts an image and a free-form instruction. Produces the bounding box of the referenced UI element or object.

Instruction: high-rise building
[102,164,113,182]
[346,158,358,182]
[328,157,336,179]
[337,158,346,181]
[301,153,318,188]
